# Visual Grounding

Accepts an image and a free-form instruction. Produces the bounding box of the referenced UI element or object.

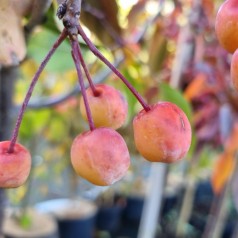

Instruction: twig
[71,39,95,131]
[77,44,98,95]
[58,0,82,37]
[21,0,162,110]
[8,29,67,153]
[25,57,123,109]
[77,24,150,112]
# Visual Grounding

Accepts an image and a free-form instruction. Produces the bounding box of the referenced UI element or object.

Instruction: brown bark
[58,0,82,37]
[0,66,18,235]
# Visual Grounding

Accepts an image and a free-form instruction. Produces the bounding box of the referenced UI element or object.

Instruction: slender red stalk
[77,44,99,96]
[77,24,151,112]
[8,29,68,153]
[71,40,95,131]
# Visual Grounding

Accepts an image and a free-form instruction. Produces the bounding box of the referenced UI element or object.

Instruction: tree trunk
[0,66,18,236]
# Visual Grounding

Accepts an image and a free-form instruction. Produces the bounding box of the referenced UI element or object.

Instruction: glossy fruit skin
[133,102,192,163]
[215,0,238,53]
[231,48,238,90]
[71,128,130,186]
[80,84,128,130]
[0,141,31,188]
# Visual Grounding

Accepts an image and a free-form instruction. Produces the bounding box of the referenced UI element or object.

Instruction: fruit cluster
[215,0,238,90]
[0,2,192,188]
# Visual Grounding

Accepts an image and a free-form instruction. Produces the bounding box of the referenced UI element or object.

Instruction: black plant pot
[123,196,144,223]
[96,204,123,232]
[189,181,215,233]
[58,215,96,238]
[35,199,97,238]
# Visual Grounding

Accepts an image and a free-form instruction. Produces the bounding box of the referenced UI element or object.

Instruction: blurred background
[0,0,237,237]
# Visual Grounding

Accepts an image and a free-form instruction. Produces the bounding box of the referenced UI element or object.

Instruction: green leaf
[159,82,192,120]
[19,213,32,230]
[47,115,68,142]
[187,132,197,159]
[20,109,51,140]
[159,82,196,158]
[27,29,74,73]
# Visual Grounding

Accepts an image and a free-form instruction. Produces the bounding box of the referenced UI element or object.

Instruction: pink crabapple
[133,102,192,163]
[80,84,128,130]
[70,127,130,186]
[0,141,31,188]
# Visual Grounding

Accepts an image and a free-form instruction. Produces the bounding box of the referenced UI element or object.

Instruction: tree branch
[25,56,123,109]
[8,30,67,153]
[58,0,82,37]
[0,66,18,236]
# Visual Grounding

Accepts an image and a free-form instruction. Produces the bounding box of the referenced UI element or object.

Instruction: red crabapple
[0,141,31,188]
[133,102,191,163]
[215,0,238,53]
[71,127,130,186]
[80,84,128,129]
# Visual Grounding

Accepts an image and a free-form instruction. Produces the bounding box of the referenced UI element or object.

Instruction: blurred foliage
[3,0,238,236]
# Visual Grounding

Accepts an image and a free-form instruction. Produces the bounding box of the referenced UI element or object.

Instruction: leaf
[159,82,197,158]
[43,4,61,34]
[98,0,121,33]
[27,28,75,73]
[127,0,147,32]
[196,117,219,141]
[232,169,238,213]
[184,72,219,101]
[212,123,238,194]
[202,0,214,21]
[225,123,238,154]
[19,213,32,230]
[46,115,68,142]
[198,146,215,169]
[148,21,168,74]
[159,82,193,120]
[20,110,51,141]
[211,152,235,194]
[80,0,122,46]
[184,73,207,101]
[159,83,197,157]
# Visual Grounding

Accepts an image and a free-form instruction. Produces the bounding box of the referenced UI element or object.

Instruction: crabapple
[133,102,192,163]
[80,84,128,129]
[215,0,238,53]
[231,48,238,90]
[70,127,130,186]
[0,141,31,188]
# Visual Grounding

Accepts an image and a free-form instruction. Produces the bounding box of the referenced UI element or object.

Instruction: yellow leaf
[211,152,235,194]
[225,123,238,154]
[184,73,207,101]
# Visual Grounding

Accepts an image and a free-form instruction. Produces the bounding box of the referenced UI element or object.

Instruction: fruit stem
[71,39,95,131]
[8,29,68,153]
[77,24,151,112]
[77,44,99,96]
